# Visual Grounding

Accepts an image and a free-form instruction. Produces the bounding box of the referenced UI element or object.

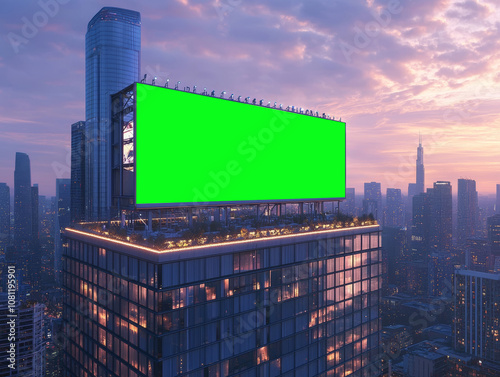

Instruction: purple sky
[1,0,499,197]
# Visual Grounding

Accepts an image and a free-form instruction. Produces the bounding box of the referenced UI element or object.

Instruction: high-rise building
[416,135,424,195]
[496,184,500,213]
[340,187,356,217]
[430,181,452,251]
[85,7,141,220]
[0,294,45,376]
[385,188,403,228]
[0,183,10,253]
[14,152,32,249]
[487,214,500,256]
[457,179,478,246]
[465,237,490,272]
[363,182,382,222]
[71,121,86,223]
[411,192,431,259]
[454,269,500,363]
[55,179,71,283]
[31,184,39,243]
[63,223,382,376]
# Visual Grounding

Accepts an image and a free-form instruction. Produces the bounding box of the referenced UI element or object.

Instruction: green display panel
[135,83,345,207]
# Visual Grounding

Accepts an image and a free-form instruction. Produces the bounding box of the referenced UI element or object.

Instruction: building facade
[55,179,71,283]
[454,269,500,363]
[457,179,478,246]
[85,7,141,220]
[71,121,86,223]
[385,188,403,228]
[0,183,10,254]
[63,225,382,377]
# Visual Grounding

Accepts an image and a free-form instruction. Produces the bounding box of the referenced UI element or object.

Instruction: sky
[1,0,499,197]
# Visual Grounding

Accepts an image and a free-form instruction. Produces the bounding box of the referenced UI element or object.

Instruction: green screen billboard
[135,83,345,207]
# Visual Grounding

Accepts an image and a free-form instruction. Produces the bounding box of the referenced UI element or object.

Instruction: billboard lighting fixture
[245,97,250,103]
[259,99,263,106]
[238,95,241,101]
[220,91,226,98]
[164,78,169,88]
[152,76,157,85]
[280,104,283,109]
[211,90,215,96]
[193,85,197,93]
[230,94,234,100]
[203,87,207,95]
[267,101,271,107]
[185,86,190,92]
[175,81,180,90]
[140,74,147,83]
[273,102,277,108]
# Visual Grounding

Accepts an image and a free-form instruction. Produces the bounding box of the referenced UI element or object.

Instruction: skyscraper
[416,135,424,195]
[385,188,403,228]
[55,179,71,283]
[340,187,355,217]
[14,152,32,249]
[496,184,500,213]
[487,214,500,256]
[430,181,452,251]
[363,182,382,222]
[63,223,383,376]
[0,295,45,376]
[85,7,141,220]
[31,183,39,244]
[70,121,86,223]
[0,183,9,253]
[457,179,478,246]
[454,269,500,362]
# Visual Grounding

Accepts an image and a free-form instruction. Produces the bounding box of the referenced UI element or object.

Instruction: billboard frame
[112,82,346,211]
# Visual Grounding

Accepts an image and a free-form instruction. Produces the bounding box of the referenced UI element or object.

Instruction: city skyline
[1,1,500,196]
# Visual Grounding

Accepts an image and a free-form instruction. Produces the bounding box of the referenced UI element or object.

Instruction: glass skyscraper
[85,7,141,220]
[63,225,382,377]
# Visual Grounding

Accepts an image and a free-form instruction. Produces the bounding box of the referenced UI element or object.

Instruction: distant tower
[14,152,32,249]
[416,134,425,194]
[457,179,478,246]
[0,183,9,253]
[496,184,500,213]
[85,7,141,220]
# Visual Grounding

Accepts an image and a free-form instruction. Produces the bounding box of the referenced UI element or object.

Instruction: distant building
[487,214,500,256]
[429,181,452,252]
[385,188,404,228]
[403,341,447,377]
[364,182,382,221]
[496,184,500,213]
[454,269,500,363]
[54,179,70,283]
[416,136,425,195]
[0,294,45,376]
[14,152,32,249]
[31,184,39,243]
[340,187,356,217]
[466,237,491,272]
[457,179,478,246]
[0,183,10,253]
[70,121,85,223]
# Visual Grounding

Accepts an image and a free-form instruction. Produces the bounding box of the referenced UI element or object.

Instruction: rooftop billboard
[135,83,345,208]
